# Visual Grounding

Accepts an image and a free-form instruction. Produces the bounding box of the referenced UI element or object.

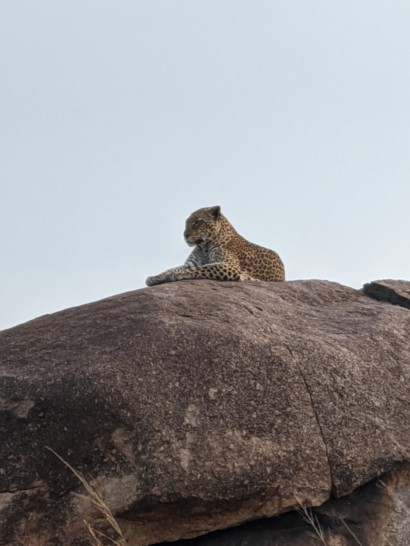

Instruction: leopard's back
[227,235,285,282]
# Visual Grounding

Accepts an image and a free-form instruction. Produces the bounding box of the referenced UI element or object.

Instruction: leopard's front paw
[145,275,159,287]
[145,271,176,287]
[146,274,169,287]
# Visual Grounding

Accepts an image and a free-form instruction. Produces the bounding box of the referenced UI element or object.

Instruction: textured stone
[0,280,409,545]
[167,462,410,546]
[363,279,410,309]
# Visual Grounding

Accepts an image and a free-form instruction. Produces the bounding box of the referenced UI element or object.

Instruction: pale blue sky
[1,1,409,330]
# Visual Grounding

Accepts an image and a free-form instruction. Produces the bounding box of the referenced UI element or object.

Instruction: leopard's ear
[210,206,221,220]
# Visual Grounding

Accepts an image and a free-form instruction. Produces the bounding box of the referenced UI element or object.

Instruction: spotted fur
[145,206,285,286]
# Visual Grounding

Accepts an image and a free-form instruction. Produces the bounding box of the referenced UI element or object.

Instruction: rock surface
[363,279,410,309]
[0,279,409,546]
[166,462,410,546]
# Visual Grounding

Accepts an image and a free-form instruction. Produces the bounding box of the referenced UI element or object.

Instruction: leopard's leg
[147,262,247,285]
[146,266,188,286]
[146,248,206,287]
[176,263,244,281]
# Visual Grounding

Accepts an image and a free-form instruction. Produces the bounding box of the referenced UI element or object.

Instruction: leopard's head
[184,206,221,247]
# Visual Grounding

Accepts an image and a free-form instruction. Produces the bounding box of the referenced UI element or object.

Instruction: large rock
[0,280,409,546]
[168,462,410,546]
[363,279,410,309]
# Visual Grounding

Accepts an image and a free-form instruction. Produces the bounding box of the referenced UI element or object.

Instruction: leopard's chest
[196,242,221,263]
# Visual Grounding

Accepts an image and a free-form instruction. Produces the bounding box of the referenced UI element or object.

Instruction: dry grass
[295,497,330,545]
[378,478,410,546]
[339,517,363,546]
[46,447,127,546]
[295,495,365,546]
[379,478,410,517]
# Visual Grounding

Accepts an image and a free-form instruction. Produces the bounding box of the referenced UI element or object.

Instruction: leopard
[145,205,285,286]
